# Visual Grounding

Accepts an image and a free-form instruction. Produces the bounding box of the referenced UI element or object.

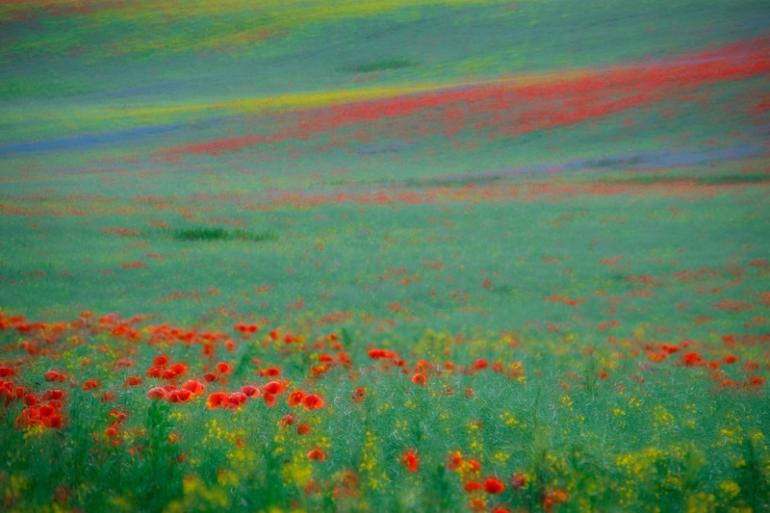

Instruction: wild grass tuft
[170,227,277,242]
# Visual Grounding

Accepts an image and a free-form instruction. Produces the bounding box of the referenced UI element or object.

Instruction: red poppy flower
[82,379,100,391]
[307,448,326,461]
[206,391,228,409]
[167,390,185,403]
[401,449,420,473]
[661,344,680,354]
[288,390,305,407]
[411,373,427,385]
[484,476,505,494]
[281,414,295,426]
[723,354,738,364]
[182,379,206,396]
[302,393,324,410]
[472,358,488,370]
[260,367,282,377]
[264,381,284,395]
[153,355,169,368]
[368,348,396,360]
[215,361,232,375]
[297,423,311,435]
[42,389,65,400]
[227,392,247,408]
[241,385,260,398]
[171,362,187,376]
[147,387,166,400]
[353,387,366,403]
[47,415,63,429]
[682,352,703,366]
[44,370,67,382]
[125,375,142,387]
[464,481,483,492]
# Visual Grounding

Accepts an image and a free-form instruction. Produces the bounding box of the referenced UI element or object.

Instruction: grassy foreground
[1,301,768,513]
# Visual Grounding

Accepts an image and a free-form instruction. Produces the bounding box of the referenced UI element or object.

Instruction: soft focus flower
[484,476,505,494]
[401,449,420,473]
[307,448,327,461]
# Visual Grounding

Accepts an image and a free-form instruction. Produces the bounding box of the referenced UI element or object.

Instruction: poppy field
[1,1,770,512]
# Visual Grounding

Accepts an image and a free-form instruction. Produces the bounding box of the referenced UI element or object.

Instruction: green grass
[341,59,417,73]
[598,173,770,185]
[1,1,769,511]
[170,227,278,242]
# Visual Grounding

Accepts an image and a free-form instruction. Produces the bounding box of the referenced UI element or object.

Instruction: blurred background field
[0,1,769,512]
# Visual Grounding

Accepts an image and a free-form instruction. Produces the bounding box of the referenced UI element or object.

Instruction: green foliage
[170,227,278,242]
[341,59,416,73]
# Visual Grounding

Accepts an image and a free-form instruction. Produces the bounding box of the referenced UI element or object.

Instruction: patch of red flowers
[401,449,419,473]
[484,476,505,494]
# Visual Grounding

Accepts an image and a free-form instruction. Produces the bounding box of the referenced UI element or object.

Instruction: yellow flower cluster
[359,431,386,490]
[164,475,230,513]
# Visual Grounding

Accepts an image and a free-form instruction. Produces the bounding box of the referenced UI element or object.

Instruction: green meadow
[1,1,769,512]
